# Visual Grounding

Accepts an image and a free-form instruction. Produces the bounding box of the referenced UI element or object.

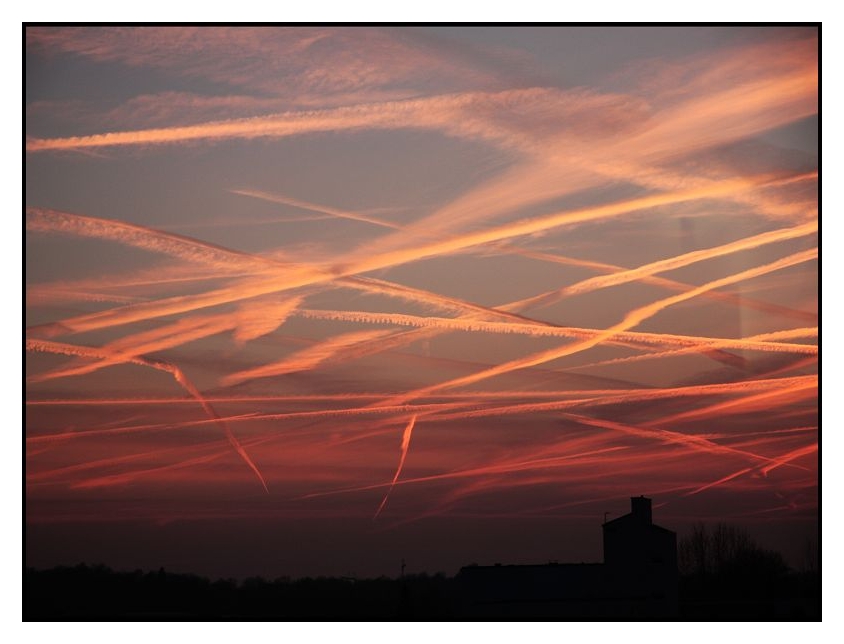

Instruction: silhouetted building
[457,496,678,618]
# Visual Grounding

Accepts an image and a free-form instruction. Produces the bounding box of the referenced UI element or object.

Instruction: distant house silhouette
[456,496,678,618]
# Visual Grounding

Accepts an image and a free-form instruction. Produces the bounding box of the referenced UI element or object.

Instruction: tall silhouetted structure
[457,496,678,618]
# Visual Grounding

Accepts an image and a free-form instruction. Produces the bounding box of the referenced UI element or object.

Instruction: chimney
[631,496,652,524]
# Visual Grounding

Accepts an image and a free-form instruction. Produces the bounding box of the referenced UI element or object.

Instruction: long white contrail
[293,309,817,355]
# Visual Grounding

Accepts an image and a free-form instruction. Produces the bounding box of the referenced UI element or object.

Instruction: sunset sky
[25,26,818,580]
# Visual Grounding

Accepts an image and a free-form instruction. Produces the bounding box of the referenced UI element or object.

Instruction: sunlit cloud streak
[509,220,817,312]
[431,375,816,415]
[26,287,143,305]
[647,376,817,429]
[25,406,437,445]
[378,248,817,404]
[230,189,402,230]
[247,177,813,338]
[26,26,506,105]
[685,442,817,497]
[28,375,814,445]
[26,339,268,491]
[37,384,817,409]
[502,246,816,323]
[28,173,796,339]
[27,208,556,340]
[363,39,816,254]
[300,446,634,501]
[26,207,278,274]
[561,413,791,469]
[221,329,394,387]
[294,309,817,355]
[29,298,302,383]
[227,186,814,380]
[27,437,235,484]
[25,28,817,565]
[25,88,575,152]
[568,327,817,372]
[703,425,816,441]
[27,265,261,307]
[69,448,251,490]
[374,415,418,519]
[759,442,818,476]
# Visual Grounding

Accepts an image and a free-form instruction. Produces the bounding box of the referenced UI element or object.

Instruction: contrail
[374,415,417,519]
[246,185,813,337]
[26,287,143,305]
[365,47,816,255]
[648,376,817,429]
[160,214,336,229]
[26,339,269,492]
[28,297,302,383]
[752,355,818,380]
[760,442,818,476]
[508,220,818,312]
[256,174,817,374]
[221,329,393,387]
[24,89,551,152]
[28,317,230,383]
[27,208,556,338]
[503,246,816,323]
[375,247,818,405]
[231,188,402,229]
[300,446,632,500]
[70,448,250,490]
[28,374,815,445]
[27,173,788,337]
[31,264,262,297]
[25,389,637,407]
[294,309,817,355]
[685,442,817,496]
[565,327,818,371]
[349,276,549,325]
[26,207,278,274]
[684,467,757,497]
[561,413,786,468]
[29,209,816,486]
[706,425,817,441]
[425,376,817,422]
[27,436,234,483]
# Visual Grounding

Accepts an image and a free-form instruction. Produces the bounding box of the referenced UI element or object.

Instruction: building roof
[603,512,676,535]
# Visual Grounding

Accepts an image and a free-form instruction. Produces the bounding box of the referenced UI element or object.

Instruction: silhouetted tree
[678,522,790,601]
[801,536,818,574]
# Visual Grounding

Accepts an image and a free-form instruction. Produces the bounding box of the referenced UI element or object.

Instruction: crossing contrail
[26,339,269,492]
[373,248,818,406]
[27,173,788,338]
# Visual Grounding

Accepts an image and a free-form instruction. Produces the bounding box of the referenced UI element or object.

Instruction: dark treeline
[676,522,819,619]
[24,565,455,620]
[25,523,819,620]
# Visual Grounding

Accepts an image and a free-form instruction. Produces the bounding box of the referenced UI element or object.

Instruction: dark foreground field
[24,563,819,620]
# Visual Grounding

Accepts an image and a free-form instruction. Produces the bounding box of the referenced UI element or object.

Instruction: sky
[24,25,818,580]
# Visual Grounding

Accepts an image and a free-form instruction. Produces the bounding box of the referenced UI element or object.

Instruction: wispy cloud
[26,28,817,531]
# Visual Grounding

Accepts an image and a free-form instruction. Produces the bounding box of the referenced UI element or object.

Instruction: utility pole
[401,558,406,578]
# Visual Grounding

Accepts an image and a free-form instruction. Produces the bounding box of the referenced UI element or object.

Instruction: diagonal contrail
[27,172,793,339]
[26,338,269,492]
[373,248,818,406]
[374,415,418,519]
